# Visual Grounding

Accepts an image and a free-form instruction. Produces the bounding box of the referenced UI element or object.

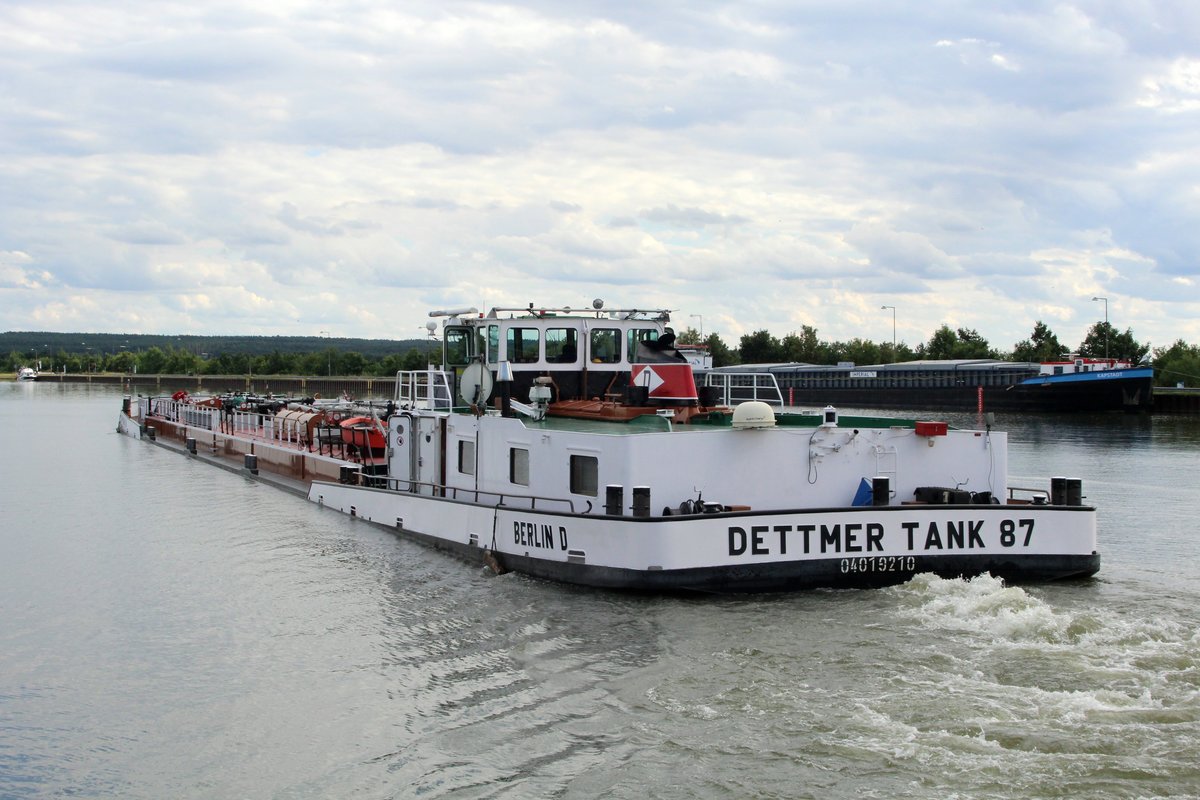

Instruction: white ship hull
[309,480,1098,592]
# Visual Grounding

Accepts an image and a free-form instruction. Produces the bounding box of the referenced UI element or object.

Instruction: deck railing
[395,368,454,410]
[701,371,785,406]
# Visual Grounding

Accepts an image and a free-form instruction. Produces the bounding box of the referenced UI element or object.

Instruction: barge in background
[117,301,1100,593]
[711,356,1155,413]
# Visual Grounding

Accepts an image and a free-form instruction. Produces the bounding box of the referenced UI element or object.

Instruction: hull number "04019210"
[840,556,917,574]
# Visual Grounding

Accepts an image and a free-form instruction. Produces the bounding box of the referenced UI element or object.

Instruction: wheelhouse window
[589,329,621,364]
[458,440,476,475]
[506,327,540,363]
[487,325,500,364]
[545,328,579,363]
[570,454,598,496]
[627,328,659,362]
[444,327,472,366]
[510,447,529,486]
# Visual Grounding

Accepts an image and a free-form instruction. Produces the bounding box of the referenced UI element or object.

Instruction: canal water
[1,383,1197,799]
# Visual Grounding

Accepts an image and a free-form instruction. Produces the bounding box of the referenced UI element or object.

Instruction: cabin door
[414,415,443,495]
[389,413,444,495]
[388,413,416,491]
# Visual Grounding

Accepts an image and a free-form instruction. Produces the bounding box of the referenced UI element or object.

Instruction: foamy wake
[888,572,1085,642]
[886,573,1200,716]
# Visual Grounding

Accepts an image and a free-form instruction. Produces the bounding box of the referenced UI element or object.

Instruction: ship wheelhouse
[438,304,684,406]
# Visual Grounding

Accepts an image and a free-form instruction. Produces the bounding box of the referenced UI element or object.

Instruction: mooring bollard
[1066,478,1082,506]
[872,476,890,506]
[606,484,624,516]
[632,486,650,518]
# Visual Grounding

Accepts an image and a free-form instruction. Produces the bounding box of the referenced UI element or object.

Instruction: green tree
[953,328,994,358]
[1011,321,1065,362]
[402,348,434,370]
[916,325,995,360]
[841,338,883,365]
[739,329,784,363]
[103,351,136,372]
[676,327,703,346]
[139,347,167,374]
[296,348,337,376]
[1152,339,1200,387]
[340,351,368,375]
[781,325,825,363]
[261,350,296,374]
[159,345,199,373]
[203,352,243,374]
[705,333,736,368]
[880,340,916,364]
[1079,323,1149,362]
[919,325,960,359]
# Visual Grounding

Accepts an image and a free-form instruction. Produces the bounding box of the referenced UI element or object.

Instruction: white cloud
[0,0,1197,353]
[1138,57,1200,112]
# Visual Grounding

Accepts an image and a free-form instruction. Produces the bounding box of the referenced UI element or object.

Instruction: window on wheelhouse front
[458,440,476,476]
[507,327,540,363]
[627,328,659,361]
[444,327,472,366]
[569,455,598,496]
[510,447,529,486]
[545,328,579,364]
[487,325,499,364]
[589,329,621,364]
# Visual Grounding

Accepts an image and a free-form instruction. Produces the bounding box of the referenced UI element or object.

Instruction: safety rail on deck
[701,372,785,407]
[351,475,579,514]
[142,397,332,451]
[1007,486,1051,504]
[395,369,454,410]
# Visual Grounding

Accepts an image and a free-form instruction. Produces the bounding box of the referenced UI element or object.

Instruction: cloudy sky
[2,1,1198,353]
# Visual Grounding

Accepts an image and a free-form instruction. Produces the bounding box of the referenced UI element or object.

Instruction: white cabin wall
[444,414,481,495]
[618,426,1007,512]
[436,411,1006,514]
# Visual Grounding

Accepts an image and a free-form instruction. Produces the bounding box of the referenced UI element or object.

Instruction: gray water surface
[1,384,1197,798]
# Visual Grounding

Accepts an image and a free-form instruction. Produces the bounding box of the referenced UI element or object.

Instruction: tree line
[4,340,438,378]
[5,320,1199,387]
[679,320,1199,388]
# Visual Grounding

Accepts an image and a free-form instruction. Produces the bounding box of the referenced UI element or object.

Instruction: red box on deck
[915,421,948,437]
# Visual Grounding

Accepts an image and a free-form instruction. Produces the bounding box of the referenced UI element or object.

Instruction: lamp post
[690,314,704,339]
[881,305,896,361]
[1091,296,1108,361]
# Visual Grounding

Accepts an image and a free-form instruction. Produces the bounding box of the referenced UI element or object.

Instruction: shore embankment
[8,372,394,398]
[8,372,1200,413]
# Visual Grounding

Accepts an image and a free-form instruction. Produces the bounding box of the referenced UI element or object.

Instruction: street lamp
[1091,296,1108,361]
[690,314,704,339]
[320,330,331,376]
[881,305,896,361]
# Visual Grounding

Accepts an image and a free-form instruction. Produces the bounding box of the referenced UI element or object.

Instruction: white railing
[702,371,785,406]
[395,368,454,410]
